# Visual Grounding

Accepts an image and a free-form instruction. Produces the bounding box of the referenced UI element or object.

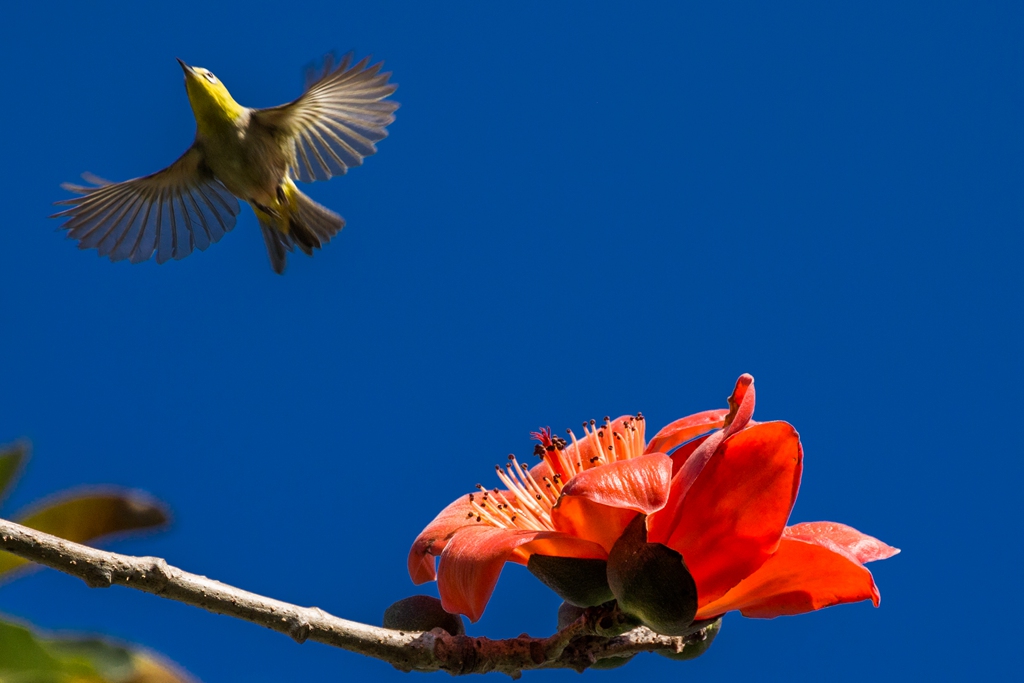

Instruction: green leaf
[125,653,196,683]
[383,595,465,635]
[527,555,614,607]
[606,515,698,636]
[0,618,107,681]
[44,638,134,680]
[0,617,193,682]
[0,491,168,578]
[0,441,29,507]
[0,619,79,678]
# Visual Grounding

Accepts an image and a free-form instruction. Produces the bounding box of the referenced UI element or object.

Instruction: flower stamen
[493,465,548,523]
[469,414,647,533]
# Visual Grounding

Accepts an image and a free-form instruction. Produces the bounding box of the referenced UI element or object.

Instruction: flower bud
[382,595,465,635]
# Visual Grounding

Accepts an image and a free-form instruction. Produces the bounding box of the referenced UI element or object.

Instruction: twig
[0,517,710,676]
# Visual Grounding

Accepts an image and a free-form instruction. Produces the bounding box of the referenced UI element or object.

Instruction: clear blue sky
[1,2,1021,680]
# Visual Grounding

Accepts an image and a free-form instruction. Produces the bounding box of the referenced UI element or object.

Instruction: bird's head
[177,59,245,129]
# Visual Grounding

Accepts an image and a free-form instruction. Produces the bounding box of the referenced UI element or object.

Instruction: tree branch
[0,517,714,676]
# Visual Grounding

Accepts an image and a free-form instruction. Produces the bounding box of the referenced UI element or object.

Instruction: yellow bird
[54,53,398,274]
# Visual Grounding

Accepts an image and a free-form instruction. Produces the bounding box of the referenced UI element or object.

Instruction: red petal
[723,374,755,434]
[560,453,673,514]
[695,532,890,619]
[437,526,607,621]
[644,410,728,456]
[408,494,484,584]
[646,375,761,537]
[785,522,901,564]
[552,501,638,553]
[405,455,630,585]
[648,421,803,606]
[668,434,711,475]
[551,453,673,550]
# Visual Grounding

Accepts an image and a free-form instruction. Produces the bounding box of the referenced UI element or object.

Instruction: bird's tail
[255,182,345,274]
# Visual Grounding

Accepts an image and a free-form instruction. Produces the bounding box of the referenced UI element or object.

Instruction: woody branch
[0,517,711,677]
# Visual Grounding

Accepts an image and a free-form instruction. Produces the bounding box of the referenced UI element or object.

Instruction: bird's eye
[204,72,218,83]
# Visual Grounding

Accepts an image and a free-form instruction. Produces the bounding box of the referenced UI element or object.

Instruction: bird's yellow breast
[199,117,293,209]
[185,77,246,135]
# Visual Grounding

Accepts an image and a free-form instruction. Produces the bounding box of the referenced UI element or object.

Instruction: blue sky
[1,1,1021,680]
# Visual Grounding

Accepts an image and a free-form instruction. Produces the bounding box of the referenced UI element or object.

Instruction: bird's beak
[176,58,195,75]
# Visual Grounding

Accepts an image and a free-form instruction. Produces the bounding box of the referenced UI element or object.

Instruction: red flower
[408,375,898,624]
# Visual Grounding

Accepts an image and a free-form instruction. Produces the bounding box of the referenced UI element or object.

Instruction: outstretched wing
[255,53,399,183]
[53,146,241,264]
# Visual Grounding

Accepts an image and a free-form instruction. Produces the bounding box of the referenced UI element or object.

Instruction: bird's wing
[254,53,398,183]
[53,146,241,264]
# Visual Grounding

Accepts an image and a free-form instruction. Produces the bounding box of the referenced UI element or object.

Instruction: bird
[53,53,398,274]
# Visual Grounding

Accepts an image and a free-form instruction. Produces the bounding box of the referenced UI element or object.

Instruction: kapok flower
[408,375,898,626]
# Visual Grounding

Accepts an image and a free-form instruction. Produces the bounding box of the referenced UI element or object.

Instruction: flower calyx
[607,515,698,636]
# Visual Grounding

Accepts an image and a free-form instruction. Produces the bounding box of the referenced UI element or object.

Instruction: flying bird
[53,53,398,273]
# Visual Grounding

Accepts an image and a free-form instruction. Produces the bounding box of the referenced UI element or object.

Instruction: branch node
[83,566,113,588]
[140,556,174,591]
[287,615,312,644]
[528,640,545,665]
